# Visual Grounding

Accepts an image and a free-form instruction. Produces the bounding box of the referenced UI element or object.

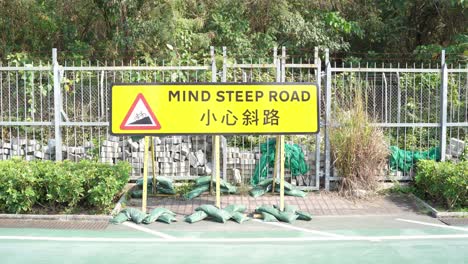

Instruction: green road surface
[1,215,467,264]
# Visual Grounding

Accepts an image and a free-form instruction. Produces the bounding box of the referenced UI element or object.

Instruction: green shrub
[0,160,130,214]
[415,160,467,209]
[84,161,131,209]
[0,160,40,213]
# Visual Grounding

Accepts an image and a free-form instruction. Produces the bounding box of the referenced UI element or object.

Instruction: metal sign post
[214,136,221,208]
[141,136,149,213]
[279,135,285,211]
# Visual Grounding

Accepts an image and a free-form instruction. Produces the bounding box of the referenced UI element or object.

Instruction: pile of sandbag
[184,176,237,200]
[131,176,176,198]
[110,207,177,224]
[249,178,307,198]
[185,204,250,224]
[256,204,312,223]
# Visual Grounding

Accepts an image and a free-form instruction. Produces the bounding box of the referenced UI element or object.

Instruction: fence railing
[0,47,466,191]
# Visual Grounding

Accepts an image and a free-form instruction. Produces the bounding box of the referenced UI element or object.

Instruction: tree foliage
[0,0,466,61]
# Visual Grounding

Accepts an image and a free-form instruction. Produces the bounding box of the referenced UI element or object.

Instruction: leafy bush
[0,160,130,214]
[0,160,39,213]
[415,160,467,209]
[330,94,389,197]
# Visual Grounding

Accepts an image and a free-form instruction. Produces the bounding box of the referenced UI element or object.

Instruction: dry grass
[330,95,389,198]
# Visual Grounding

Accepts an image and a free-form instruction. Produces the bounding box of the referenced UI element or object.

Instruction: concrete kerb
[409,193,468,218]
[0,214,111,221]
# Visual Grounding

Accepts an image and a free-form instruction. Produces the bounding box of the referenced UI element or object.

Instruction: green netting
[252,138,309,185]
[389,146,440,172]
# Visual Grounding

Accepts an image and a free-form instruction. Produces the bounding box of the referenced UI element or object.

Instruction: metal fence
[0,47,466,191]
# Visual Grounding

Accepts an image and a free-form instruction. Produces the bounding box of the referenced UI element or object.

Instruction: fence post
[324,49,331,191]
[52,48,62,161]
[440,50,448,161]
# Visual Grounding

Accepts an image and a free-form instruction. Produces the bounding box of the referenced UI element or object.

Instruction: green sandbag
[135,177,153,187]
[258,178,293,191]
[157,186,176,195]
[222,182,237,193]
[142,208,176,224]
[220,187,231,194]
[131,187,174,197]
[255,205,281,218]
[185,211,209,223]
[285,189,307,197]
[231,212,250,224]
[224,204,246,214]
[276,211,299,223]
[249,187,266,198]
[131,190,143,198]
[122,208,147,224]
[110,212,129,224]
[296,210,312,221]
[195,204,232,223]
[261,212,278,222]
[195,176,211,186]
[135,176,174,190]
[156,176,174,190]
[257,178,273,187]
[157,213,177,224]
[184,184,210,200]
[274,204,298,214]
[213,178,237,193]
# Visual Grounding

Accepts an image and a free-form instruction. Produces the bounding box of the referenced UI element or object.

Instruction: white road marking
[252,219,343,237]
[0,234,467,243]
[122,222,175,239]
[396,218,468,232]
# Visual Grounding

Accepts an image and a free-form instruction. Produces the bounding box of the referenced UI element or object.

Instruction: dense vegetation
[0,160,130,214]
[0,0,466,62]
[415,160,467,209]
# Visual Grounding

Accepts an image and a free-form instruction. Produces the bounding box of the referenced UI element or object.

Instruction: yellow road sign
[110,83,319,135]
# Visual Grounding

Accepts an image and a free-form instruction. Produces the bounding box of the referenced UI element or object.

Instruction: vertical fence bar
[324,49,331,191]
[274,47,280,82]
[52,48,62,161]
[440,50,448,161]
[314,47,321,189]
[221,46,227,181]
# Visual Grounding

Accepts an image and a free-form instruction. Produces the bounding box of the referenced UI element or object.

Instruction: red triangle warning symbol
[120,93,161,130]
